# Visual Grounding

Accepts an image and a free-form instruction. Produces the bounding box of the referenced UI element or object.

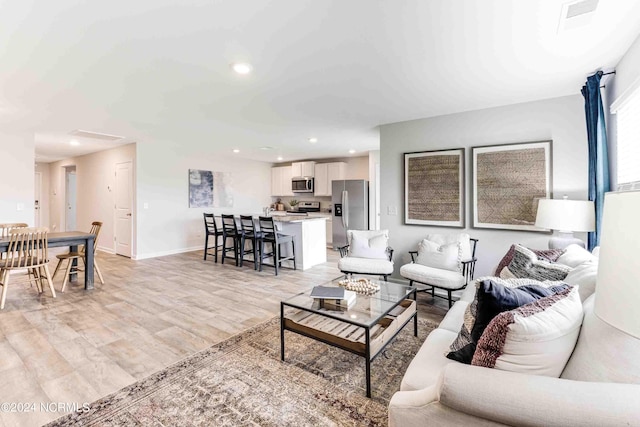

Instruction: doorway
[65,166,77,231]
[114,161,133,257]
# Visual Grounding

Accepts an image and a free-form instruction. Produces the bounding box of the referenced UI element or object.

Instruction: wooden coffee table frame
[280,288,417,398]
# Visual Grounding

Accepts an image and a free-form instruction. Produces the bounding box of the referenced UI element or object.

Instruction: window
[613,83,640,186]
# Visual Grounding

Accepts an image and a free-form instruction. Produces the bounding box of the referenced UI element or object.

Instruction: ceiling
[2,0,640,163]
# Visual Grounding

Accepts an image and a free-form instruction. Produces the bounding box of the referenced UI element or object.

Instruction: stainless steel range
[286,201,320,216]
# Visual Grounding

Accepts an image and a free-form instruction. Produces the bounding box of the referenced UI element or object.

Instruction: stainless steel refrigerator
[332,180,369,249]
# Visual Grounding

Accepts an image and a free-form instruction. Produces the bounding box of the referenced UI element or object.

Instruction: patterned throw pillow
[472,286,583,377]
[446,276,563,363]
[507,245,572,281]
[494,245,565,276]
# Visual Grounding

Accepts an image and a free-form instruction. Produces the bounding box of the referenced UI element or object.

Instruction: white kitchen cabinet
[291,161,315,178]
[314,163,329,196]
[314,162,345,196]
[271,166,293,196]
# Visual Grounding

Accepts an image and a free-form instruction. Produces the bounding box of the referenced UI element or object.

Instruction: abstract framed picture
[189,169,214,208]
[404,148,465,227]
[472,141,552,231]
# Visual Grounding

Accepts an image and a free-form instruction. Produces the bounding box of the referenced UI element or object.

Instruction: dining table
[0,231,96,290]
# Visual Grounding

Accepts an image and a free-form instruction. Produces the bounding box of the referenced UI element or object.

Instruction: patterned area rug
[47,317,437,427]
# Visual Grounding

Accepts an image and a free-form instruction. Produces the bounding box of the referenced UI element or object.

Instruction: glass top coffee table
[280,277,417,397]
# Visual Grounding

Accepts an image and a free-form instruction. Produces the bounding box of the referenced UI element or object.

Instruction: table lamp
[535,196,595,249]
[595,190,640,339]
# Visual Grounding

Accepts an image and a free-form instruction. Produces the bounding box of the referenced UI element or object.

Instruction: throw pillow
[499,266,517,279]
[508,245,572,281]
[415,239,460,272]
[556,244,598,268]
[446,279,569,364]
[563,259,598,302]
[472,286,583,377]
[447,276,566,357]
[349,233,388,259]
[424,233,473,261]
[494,244,565,276]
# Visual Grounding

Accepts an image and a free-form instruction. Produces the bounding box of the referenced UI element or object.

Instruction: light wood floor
[0,247,448,426]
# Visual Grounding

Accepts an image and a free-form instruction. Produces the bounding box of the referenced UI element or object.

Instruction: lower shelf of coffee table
[283,299,416,357]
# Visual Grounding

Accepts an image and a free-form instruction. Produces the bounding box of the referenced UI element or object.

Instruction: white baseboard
[133,246,201,260]
[97,246,115,255]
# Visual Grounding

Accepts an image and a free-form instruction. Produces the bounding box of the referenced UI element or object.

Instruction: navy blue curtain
[581,72,610,250]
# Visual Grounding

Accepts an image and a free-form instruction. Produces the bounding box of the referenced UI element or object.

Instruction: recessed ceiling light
[70,140,80,146]
[233,149,240,153]
[308,138,318,143]
[277,156,283,161]
[348,149,356,154]
[231,63,252,75]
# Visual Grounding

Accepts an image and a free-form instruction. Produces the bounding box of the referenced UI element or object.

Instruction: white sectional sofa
[389,246,640,426]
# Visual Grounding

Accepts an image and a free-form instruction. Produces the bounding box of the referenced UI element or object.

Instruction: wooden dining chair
[52,221,104,292]
[0,223,28,238]
[0,223,28,261]
[0,227,56,309]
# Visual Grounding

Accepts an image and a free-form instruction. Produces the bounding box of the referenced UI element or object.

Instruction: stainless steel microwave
[292,177,314,193]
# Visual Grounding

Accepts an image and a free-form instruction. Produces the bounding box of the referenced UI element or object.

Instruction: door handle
[126,213,132,217]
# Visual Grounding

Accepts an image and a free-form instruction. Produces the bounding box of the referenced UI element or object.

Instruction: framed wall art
[189,169,214,208]
[188,169,234,208]
[472,141,552,231]
[404,148,465,227]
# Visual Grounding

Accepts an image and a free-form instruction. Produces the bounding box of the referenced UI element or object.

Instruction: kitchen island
[271,215,327,270]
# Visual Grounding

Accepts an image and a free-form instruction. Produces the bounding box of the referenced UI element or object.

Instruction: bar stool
[221,214,242,266]
[258,216,296,275]
[239,215,262,270]
[203,213,223,262]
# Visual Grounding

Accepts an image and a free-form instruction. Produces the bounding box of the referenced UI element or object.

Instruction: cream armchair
[400,234,478,308]
[337,229,394,280]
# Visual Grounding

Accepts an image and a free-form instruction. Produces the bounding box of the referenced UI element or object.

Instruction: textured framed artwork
[188,170,234,208]
[404,148,465,227]
[472,141,552,231]
[189,169,214,208]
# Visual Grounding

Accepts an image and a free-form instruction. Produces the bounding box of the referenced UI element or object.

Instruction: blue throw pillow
[446,279,569,364]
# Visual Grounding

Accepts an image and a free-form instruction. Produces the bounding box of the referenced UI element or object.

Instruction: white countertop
[272,215,328,223]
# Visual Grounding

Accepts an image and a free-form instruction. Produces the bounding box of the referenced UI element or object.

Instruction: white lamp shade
[595,191,640,339]
[535,199,595,232]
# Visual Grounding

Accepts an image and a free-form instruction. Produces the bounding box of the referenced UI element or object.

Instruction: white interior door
[65,169,77,231]
[34,172,42,227]
[115,161,133,257]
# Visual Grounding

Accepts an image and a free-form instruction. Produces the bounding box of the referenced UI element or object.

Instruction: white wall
[135,140,273,259]
[48,144,136,252]
[0,134,35,224]
[606,32,640,189]
[380,95,588,277]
